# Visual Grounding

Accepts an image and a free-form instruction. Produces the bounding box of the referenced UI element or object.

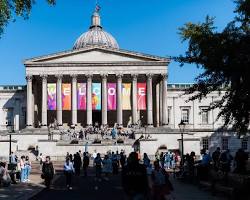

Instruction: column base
[26,125,34,128]
[41,125,48,129]
[147,124,154,127]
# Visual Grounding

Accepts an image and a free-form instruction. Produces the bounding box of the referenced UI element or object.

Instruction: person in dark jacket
[121,152,149,199]
[82,152,90,177]
[42,156,54,189]
[73,152,82,176]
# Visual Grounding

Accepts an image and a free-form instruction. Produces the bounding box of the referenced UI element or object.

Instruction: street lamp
[178,120,186,166]
[6,121,13,163]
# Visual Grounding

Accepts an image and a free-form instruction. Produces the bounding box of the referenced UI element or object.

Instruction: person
[212,147,221,171]
[234,148,248,174]
[164,152,171,169]
[120,151,126,169]
[196,149,212,181]
[20,156,26,182]
[92,150,97,159]
[42,156,54,189]
[122,152,149,200]
[82,152,90,177]
[143,153,150,168]
[64,157,74,190]
[73,152,82,176]
[9,152,17,164]
[94,153,102,180]
[0,162,11,187]
[151,161,174,200]
[24,156,32,182]
[102,155,112,180]
[111,152,119,174]
[39,153,45,171]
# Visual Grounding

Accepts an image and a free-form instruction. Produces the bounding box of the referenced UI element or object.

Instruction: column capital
[101,74,108,79]
[40,74,48,81]
[86,74,93,79]
[116,73,123,79]
[161,73,168,80]
[25,75,33,81]
[55,74,63,80]
[70,74,78,80]
[146,73,153,79]
[132,74,138,81]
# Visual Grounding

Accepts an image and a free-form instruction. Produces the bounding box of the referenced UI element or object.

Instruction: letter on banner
[122,83,131,110]
[47,83,56,110]
[108,83,116,110]
[137,83,147,110]
[62,83,71,110]
[92,83,101,110]
[77,83,86,110]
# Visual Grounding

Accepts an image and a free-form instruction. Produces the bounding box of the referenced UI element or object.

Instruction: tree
[0,0,56,37]
[175,0,250,136]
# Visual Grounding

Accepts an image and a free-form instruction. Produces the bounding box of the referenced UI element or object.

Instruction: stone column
[117,74,123,126]
[101,74,108,126]
[56,75,63,126]
[86,74,93,126]
[71,74,77,126]
[26,75,33,127]
[147,74,153,127]
[14,99,20,131]
[41,75,48,127]
[162,74,168,126]
[132,74,138,124]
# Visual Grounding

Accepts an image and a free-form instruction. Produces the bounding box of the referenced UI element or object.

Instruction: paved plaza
[0,162,227,200]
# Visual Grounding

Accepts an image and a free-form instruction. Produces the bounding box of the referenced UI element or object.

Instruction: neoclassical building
[0,9,249,159]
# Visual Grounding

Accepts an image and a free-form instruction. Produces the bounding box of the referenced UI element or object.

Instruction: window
[202,138,209,150]
[222,138,229,150]
[181,109,189,123]
[241,139,248,150]
[201,109,209,124]
[167,107,171,124]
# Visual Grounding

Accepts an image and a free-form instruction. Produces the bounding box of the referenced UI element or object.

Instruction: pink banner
[77,83,86,110]
[137,83,147,110]
[108,83,116,110]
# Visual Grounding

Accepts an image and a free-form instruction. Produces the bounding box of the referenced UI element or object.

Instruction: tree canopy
[175,0,250,136]
[0,0,56,37]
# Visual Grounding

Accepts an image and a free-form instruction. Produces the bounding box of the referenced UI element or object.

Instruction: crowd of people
[179,147,249,182]
[0,152,32,187]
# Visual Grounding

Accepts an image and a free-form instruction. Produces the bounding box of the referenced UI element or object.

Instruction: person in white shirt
[64,157,75,190]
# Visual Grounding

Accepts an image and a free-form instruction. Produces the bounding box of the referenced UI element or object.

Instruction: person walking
[234,148,248,174]
[102,155,112,181]
[64,157,74,190]
[42,156,54,189]
[94,153,102,181]
[20,156,26,183]
[24,156,32,182]
[151,161,174,200]
[73,152,82,176]
[212,147,221,171]
[122,152,149,200]
[82,152,90,177]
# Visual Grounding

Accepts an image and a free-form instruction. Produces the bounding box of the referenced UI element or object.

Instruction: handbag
[41,173,45,179]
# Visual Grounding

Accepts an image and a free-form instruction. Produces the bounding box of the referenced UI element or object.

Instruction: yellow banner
[122,83,131,110]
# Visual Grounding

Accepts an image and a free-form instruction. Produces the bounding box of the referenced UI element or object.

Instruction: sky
[0,0,236,85]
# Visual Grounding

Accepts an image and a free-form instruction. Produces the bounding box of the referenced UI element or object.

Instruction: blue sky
[0,0,235,85]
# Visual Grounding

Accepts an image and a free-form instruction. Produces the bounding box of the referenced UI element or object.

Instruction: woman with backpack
[42,156,54,189]
[151,161,174,200]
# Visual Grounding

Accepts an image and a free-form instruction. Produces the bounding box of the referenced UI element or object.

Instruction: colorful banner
[137,83,147,110]
[92,83,101,110]
[47,83,56,110]
[122,83,131,110]
[62,83,71,110]
[77,83,86,110]
[108,83,116,110]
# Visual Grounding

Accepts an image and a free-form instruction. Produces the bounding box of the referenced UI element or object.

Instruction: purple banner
[77,83,86,110]
[108,83,116,110]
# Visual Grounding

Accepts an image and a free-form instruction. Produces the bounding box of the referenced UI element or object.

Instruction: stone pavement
[0,161,62,200]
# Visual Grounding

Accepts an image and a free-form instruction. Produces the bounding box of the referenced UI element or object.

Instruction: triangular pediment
[24,46,168,64]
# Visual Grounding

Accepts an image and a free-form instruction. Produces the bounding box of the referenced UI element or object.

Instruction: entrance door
[92,111,102,126]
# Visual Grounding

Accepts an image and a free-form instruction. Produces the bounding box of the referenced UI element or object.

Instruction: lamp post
[6,121,12,163]
[178,120,186,167]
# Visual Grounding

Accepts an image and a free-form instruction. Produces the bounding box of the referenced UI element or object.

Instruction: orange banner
[62,83,71,110]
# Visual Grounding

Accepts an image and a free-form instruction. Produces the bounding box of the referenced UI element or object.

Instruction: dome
[73,11,119,50]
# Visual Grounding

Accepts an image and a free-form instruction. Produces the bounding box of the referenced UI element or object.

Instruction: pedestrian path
[171,177,227,200]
